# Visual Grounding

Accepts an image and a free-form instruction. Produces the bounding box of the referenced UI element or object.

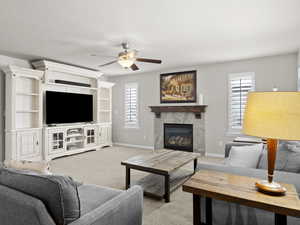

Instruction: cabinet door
[98,126,107,145]
[17,130,41,160]
[98,125,112,146]
[48,129,66,155]
[107,126,112,144]
[84,126,97,147]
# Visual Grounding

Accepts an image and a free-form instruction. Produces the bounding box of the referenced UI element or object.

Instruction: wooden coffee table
[183,170,300,225]
[121,149,200,202]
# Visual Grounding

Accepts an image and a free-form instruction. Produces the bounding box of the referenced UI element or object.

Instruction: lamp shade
[243,92,300,140]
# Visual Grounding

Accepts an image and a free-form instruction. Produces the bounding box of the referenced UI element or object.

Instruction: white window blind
[228,72,255,131]
[125,83,138,128]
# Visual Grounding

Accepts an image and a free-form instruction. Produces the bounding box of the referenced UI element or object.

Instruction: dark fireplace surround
[164,123,193,152]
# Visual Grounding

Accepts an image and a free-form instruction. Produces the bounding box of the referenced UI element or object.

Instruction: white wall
[298,49,300,91]
[298,50,300,91]
[0,55,30,161]
[109,53,298,155]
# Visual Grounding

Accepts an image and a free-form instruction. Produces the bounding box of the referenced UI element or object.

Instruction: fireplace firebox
[164,123,193,152]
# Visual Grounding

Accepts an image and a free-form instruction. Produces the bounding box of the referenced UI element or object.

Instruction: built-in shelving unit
[4,66,44,161]
[5,60,115,161]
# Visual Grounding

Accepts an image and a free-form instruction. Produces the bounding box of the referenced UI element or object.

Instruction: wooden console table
[183,170,300,225]
[121,149,200,202]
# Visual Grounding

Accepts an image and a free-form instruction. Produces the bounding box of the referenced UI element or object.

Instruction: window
[228,72,255,132]
[125,83,138,128]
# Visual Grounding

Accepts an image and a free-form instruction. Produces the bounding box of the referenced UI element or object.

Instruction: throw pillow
[258,142,300,173]
[258,143,288,170]
[225,144,263,168]
[285,141,300,153]
[4,160,51,175]
[0,167,80,225]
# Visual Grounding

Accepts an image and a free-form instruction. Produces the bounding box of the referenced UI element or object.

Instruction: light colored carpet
[51,146,223,225]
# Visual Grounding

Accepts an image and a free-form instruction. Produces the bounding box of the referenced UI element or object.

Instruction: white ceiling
[0,0,300,75]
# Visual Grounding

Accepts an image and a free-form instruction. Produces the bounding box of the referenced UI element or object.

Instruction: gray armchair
[0,183,143,225]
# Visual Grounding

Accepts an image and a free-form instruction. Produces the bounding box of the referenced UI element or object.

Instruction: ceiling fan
[93,43,162,71]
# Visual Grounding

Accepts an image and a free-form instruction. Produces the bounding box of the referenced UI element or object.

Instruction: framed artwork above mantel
[160,70,197,103]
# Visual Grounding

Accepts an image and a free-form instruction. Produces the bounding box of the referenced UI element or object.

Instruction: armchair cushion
[78,184,122,215]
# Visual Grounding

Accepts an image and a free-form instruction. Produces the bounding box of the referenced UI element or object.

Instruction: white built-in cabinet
[97,81,113,147]
[4,60,114,161]
[4,66,43,161]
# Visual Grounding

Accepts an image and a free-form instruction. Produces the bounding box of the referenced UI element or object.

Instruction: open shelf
[14,75,41,131]
[66,140,84,144]
[67,133,84,138]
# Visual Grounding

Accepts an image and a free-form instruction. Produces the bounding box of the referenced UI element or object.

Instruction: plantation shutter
[228,73,255,130]
[125,83,138,127]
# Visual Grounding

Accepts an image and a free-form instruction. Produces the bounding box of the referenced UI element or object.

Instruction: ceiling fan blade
[130,64,139,71]
[136,58,162,64]
[98,60,118,67]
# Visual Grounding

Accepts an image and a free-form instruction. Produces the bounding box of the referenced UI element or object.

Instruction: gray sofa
[196,142,300,225]
[0,165,143,225]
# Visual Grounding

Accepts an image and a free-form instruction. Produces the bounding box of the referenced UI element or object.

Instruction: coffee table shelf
[133,169,193,199]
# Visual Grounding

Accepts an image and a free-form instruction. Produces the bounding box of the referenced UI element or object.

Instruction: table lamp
[243,92,300,195]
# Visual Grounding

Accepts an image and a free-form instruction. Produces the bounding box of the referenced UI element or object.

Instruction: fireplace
[164,123,193,152]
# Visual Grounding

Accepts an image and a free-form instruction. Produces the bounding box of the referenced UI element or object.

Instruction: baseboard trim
[205,152,224,158]
[113,142,155,150]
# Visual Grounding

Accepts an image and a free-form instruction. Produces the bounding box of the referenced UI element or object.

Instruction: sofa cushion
[258,142,300,173]
[78,184,122,215]
[225,144,263,168]
[0,167,80,225]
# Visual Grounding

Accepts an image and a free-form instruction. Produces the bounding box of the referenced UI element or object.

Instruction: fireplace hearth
[164,123,193,152]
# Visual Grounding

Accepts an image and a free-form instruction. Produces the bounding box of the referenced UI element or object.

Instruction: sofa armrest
[70,185,143,225]
[0,185,56,225]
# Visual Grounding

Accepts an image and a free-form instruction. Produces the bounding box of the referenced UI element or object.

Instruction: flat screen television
[46,91,93,124]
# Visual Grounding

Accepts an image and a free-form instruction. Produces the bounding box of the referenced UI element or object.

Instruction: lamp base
[255,180,286,195]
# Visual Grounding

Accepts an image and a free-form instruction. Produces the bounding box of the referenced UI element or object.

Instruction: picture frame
[160,70,197,103]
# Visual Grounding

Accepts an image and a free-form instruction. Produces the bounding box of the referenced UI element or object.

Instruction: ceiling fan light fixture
[118,58,135,68]
[97,43,162,70]
[118,53,135,68]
